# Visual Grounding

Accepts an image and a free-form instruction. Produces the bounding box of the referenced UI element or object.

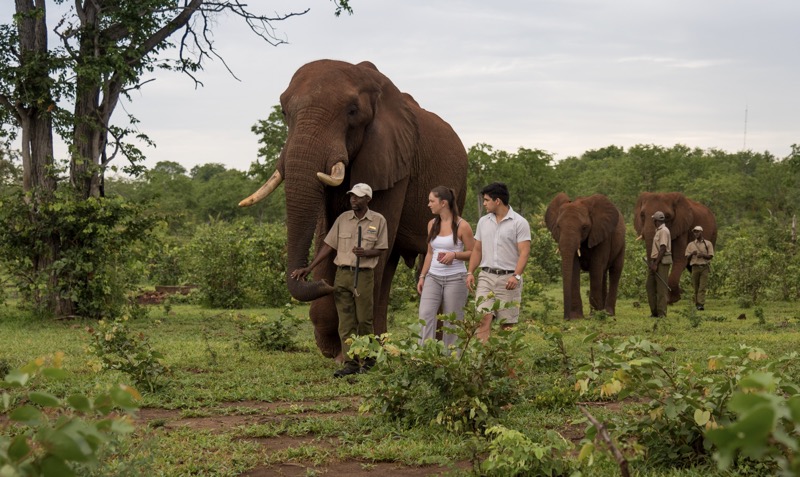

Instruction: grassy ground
[1,285,799,476]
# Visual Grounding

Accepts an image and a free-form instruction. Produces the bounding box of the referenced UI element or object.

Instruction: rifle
[642,257,672,292]
[353,226,362,297]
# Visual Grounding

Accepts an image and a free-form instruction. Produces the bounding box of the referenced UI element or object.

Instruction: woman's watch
[513,274,522,281]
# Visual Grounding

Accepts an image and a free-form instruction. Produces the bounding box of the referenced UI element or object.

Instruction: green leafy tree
[248,104,289,223]
[0,1,351,317]
[250,105,287,181]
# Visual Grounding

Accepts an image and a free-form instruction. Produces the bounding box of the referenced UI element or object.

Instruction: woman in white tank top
[416,186,475,348]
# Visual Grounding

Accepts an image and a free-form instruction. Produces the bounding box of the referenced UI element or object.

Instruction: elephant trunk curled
[283,140,343,302]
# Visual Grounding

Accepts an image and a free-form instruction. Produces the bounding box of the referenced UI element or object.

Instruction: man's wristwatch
[513,274,522,281]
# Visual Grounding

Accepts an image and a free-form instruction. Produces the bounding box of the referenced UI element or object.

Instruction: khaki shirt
[651,223,672,264]
[324,208,388,269]
[685,239,714,266]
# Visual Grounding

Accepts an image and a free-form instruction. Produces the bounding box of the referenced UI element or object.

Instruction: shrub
[479,426,572,477]
[713,235,779,304]
[388,263,417,314]
[0,190,157,319]
[185,219,251,308]
[617,229,647,300]
[246,303,303,352]
[354,297,525,433]
[244,222,292,307]
[86,318,167,392]
[0,354,139,476]
[576,335,798,471]
[184,219,290,309]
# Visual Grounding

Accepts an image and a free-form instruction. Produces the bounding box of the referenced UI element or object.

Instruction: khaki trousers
[333,268,374,362]
[646,263,670,317]
[691,264,709,306]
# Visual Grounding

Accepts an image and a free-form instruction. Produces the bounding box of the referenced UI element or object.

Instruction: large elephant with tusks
[239,60,467,361]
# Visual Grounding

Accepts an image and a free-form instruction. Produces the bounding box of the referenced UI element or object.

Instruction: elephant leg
[310,296,341,361]
[667,265,683,304]
[587,266,604,314]
[605,255,623,316]
[374,250,401,335]
[309,259,342,361]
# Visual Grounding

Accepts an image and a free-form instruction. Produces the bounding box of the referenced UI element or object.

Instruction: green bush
[244,222,292,307]
[86,318,167,392]
[0,190,157,319]
[184,219,290,309]
[479,426,572,477]
[576,335,798,471]
[354,297,525,433]
[388,262,417,314]
[713,235,779,304]
[147,236,187,286]
[0,355,139,476]
[246,303,303,352]
[185,219,251,308]
[617,229,647,300]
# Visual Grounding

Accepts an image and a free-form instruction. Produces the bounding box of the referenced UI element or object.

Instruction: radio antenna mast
[743,104,748,150]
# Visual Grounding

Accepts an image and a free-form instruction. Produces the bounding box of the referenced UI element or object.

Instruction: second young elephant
[545,193,625,320]
[633,192,717,304]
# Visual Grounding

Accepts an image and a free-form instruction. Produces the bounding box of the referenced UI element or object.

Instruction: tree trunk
[12,1,74,315]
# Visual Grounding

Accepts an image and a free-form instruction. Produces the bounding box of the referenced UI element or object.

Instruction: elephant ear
[545,193,570,241]
[587,195,620,248]
[349,61,418,191]
[667,192,694,237]
[633,192,650,235]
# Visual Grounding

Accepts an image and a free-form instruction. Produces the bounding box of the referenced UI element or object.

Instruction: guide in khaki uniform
[684,225,715,311]
[646,211,672,318]
[290,184,388,378]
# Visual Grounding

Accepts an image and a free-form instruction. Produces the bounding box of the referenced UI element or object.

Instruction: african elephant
[545,193,625,320]
[239,60,467,360]
[633,192,717,304]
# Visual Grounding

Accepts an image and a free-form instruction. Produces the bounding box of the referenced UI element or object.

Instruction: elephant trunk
[559,237,582,319]
[284,136,345,302]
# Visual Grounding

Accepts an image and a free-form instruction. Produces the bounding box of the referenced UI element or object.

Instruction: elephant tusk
[636,235,643,241]
[556,247,561,255]
[238,170,283,207]
[577,249,581,257]
[316,161,345,187]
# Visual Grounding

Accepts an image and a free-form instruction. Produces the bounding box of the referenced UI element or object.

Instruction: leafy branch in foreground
[1,354,140,476]
[575,335,798,473]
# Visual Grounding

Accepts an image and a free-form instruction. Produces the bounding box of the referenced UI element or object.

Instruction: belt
[338,266,372,271]
[692,263,708,267]
[481,267,515,275]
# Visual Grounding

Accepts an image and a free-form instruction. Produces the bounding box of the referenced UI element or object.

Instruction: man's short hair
[481,182,510,206]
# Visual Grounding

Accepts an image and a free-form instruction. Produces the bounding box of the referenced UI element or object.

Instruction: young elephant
[545,193,626,320]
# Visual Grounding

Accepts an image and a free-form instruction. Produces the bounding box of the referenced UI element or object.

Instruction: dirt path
[136,398,470,476]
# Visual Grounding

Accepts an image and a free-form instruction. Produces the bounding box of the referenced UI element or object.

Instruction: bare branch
[579,406,630,477]
[0,94,22,123]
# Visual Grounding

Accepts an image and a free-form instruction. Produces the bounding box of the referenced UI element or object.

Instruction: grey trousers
[418,272,468,348]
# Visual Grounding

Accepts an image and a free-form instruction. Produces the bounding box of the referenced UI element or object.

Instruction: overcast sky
[6,1,800,172]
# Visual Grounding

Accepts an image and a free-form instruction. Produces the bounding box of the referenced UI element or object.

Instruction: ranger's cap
[347,183,372,198]
[652,211,665,221]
